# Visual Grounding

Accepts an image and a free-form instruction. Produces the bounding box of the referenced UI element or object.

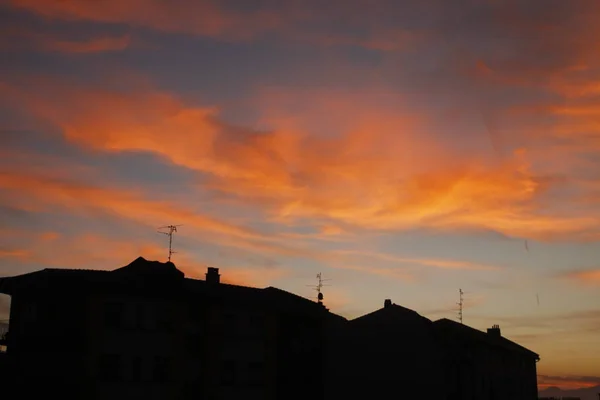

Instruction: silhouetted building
[434,318,540,400]
[0,257,329,400]
[0,259,541,400]
[324,300,539,400]
[325,299,446,399]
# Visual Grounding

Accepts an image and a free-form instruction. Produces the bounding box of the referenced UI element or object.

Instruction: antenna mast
[307,273,331,305]
[157,225,182,262]
[457,288,464,324]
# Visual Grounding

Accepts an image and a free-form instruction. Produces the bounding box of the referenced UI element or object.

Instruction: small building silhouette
[324,299,540,400]
[434,318,540,400]
[325,299,446,399]
[0,257,330,400]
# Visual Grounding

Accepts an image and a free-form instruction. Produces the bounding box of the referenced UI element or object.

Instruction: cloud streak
[538,374,600,390]
[561,269,600,287]
[4,74,600,242]
[7,0,285,40]
[0,23,132,53]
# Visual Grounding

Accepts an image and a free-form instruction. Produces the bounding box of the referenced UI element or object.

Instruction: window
[104,302,124,329]
[152,356,170,383]
[98,354,121,382]
[131,356,142,382]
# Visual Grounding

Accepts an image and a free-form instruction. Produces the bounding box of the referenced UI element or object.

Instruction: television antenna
[457,288,464,324]
[307,273,331,305]
[157,225,182,262]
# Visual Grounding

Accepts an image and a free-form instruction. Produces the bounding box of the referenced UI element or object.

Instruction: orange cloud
[0,229,166,270]
[329,264,415,282]
[219,267,289,287]
[39,232,60,242]
[0,161,338,264]
[0,249,29,259]
[538,374,600,390]
[332,250,499,271]
[562,269,600,286]
[4,76,600,242]
[0,170,260,239]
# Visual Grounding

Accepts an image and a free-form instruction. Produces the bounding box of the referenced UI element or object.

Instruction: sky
[0,0,599,389]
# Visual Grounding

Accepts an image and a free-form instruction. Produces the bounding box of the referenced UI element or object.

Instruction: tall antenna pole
[457,288,464,324]
[307,273,331,305]
[157,225,182,262]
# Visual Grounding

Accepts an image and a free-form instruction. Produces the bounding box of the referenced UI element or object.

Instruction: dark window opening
[104,302,123,329]
[99,354,121,382]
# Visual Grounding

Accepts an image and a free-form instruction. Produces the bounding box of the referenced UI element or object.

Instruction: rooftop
[0,256,330,315]
[433,318,539,360]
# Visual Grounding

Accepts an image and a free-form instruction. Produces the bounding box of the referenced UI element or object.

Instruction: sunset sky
[1,0,599,389]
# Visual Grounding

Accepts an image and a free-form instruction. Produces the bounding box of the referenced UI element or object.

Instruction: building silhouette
[0,257,540,399]
[324,299,540,400]
[0,257,328,400]
[325,299,446,399]
[434,319,540,400]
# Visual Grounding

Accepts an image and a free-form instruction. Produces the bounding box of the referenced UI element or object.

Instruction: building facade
[0,257,329,400]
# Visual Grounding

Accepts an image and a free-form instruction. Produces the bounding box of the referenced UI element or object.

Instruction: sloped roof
[263,286,329,313]
[350,303,432,325]
[112,256,184,280]
[0,256,338,317]
[433,318,539,359]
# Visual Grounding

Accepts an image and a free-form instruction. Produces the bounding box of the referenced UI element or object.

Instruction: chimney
[206,267,220,284]
[384,299,392,308]
[487,324,501,337]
